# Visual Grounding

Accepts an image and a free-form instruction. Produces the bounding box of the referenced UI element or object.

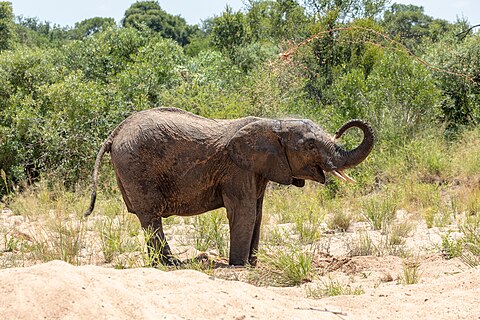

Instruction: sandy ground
[1,208,480,319]
[0,259,479,320]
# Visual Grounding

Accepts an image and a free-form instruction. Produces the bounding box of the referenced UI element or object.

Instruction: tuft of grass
[294,206,323,244]
[254,244,314,286]
[398,259,421,285]
[458,215,480,267]
[189,209,229,258]
[440,233,463,259]
[386,221,414,246]
[362,191,398,231]
[400,181,441,215]
[265,183,330,224]
[326,200,353,232]
[96,212,140,263]
[463,188,480,216]
[307,277,364,298]
[348,231,378,256]
[27,219,86,265]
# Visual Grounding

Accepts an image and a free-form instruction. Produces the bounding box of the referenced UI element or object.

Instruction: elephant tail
[84,138,112,217]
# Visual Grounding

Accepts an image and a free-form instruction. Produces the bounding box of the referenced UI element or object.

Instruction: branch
[456,24,480,40]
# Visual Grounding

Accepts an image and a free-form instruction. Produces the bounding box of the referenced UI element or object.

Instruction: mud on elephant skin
[85,107,374,266]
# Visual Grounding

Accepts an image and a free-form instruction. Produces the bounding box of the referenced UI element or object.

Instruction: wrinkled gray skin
[85,107,374,266]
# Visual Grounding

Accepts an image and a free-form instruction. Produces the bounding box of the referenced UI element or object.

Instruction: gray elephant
[85,107,374,266]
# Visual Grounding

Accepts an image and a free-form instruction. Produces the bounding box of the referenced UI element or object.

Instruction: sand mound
[1,261,479,319]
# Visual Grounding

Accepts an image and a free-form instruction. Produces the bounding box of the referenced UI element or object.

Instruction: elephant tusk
[332,170,347,182]
[339,170,356,183]
[332,170,356,183]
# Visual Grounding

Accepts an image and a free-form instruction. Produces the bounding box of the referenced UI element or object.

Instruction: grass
[458,215,480,267]
[253,244,314,286]
[398,259,422,285]
[0,127,480,294]
[361,191,398,231]
[96,212,140,264]
[307,277,364,298]
[187,209,229,257]
[348,231,379,256]
[326,199,354,232]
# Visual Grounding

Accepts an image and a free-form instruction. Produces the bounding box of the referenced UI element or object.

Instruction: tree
[382,4,451,46]
[210,6,249,53]
[15,16,69,46]
[245,0,309,41]
[303,0,388,22]
[0,2,15,50]
[70,17,116,39]
[122,1,198,45]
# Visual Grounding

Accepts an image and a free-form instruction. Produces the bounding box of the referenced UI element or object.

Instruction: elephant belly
[111,149,227,217]
[161,185,225,217]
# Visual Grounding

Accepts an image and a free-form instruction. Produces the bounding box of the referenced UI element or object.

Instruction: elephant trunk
[333,119,375,170]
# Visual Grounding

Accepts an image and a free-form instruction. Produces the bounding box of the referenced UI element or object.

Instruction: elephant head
[226,118,374,185]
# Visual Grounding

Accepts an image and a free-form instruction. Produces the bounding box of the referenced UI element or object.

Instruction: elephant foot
[148,253,182,267]
[162,254,182,267]
[228,257,251,267]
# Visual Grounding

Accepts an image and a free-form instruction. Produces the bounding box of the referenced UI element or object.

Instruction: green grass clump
[458,215,480,267]
[189,209,229,258]
[398,259,421,285]
[362,191,398,231]
[254,244,314,286]
[348,231,378,256]
[307,277,364,298]
[96,212,140,263]
[440,233,463,259]
[326,199,354,232]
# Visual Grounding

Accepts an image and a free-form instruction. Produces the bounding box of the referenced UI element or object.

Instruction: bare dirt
[1,208,479,320]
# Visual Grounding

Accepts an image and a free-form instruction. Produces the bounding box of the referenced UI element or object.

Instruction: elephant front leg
[248,196,264,266]
[224,199,257,266]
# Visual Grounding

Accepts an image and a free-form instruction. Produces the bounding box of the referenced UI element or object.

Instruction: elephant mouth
[313,165,326,184]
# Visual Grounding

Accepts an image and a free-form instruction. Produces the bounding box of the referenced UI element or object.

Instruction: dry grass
[1,128,480,293]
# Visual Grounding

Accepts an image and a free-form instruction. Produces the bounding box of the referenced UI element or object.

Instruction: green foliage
[1,0,479,206]
[424,34,480,130]
[245,0,309,41]
[122,1,198,46]
[70,17,116,40]
[382,4,452,47]
[210,6,249,53]
[303,0,388,22]
[190,210,229,257]
[362,192,398,230]
[307,277,364,298]
[399,259,421,285]
[0,2,15,50]
[459,215,480,267]
[15,16,69,47]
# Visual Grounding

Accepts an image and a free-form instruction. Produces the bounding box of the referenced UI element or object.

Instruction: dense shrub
[0,0,479,198]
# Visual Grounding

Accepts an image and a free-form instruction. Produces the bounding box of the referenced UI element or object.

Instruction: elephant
[85,107,374,266]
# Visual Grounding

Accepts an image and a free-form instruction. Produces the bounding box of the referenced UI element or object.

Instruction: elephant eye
[305,139,316,150]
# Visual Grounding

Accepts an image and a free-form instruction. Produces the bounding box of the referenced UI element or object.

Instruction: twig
[278,25,479,84]
[295,306,348,319]
[456,24,480,40]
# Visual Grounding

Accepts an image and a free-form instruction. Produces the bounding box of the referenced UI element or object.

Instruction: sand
[0,259,479,320]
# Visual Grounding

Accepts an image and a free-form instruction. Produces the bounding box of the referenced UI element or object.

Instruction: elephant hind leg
[115,175,135,213]
[137,215,180,266]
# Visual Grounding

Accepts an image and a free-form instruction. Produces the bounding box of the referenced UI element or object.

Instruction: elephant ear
[226,120,293,185]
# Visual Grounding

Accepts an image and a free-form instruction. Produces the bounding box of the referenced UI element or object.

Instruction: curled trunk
[334,119,375,169]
